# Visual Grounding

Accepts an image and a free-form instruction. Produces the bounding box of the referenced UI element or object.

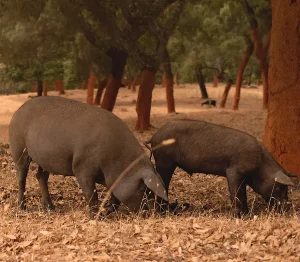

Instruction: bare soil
[0,84,299,261]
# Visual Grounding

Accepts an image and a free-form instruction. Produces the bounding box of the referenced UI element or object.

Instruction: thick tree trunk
[135,70,155,131]
[94,77,108,105]
[220,80,233,108]
[43,80,48,96]
[101,49,127,111]
[81,80,87,90]
[263,1,300,176]
[196,66,209,99]
[162,49,176,113]
[37,80,43,97]
[31,82,36,93]
[86,72,96,104]
[213,75,219,87]
[233,39,253,110]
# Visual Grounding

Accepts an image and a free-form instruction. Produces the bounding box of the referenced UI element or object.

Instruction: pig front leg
[75,174,98,219]
[226,168,248,217]
[36,167,55,210]
[104,194,121,215]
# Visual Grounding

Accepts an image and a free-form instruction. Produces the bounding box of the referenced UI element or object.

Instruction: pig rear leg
[36,167,54,210]
[226,168,248,217]
[104,194,121,215]
[76,175,98,219]
[14,149,31,210]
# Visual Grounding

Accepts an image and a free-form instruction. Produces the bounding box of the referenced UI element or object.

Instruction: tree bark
[101,49,127,111]
[86,72,96,104]
[135,70,155,131]
[220,80,233,108]
[94,77,108,105]
[43,80,48,96]
[31,82,36,93]
[162,48,176,113]
[263,0,300,176]
[54,80,65,95]
[233,38,254,110]
[37,80,43,97]
[195,66,209,99]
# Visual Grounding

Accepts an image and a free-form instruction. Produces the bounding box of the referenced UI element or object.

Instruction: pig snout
[267,184,292,213]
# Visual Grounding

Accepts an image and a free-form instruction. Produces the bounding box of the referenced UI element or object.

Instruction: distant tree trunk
[31,82,36,93]
[220,80,233,108]
[101,49,127,111]
[241,0,270,109]
[256,79,260,86]
[161,73,166,88]
[94,77,108,105]
[263,0,300,177]
[131,75,140,92]
[37,80,43,97]
[195,66,209,99]
[174,73,179,87]
[86,72,97,104]
[233,38,254,110]
[136,70,155,131]
[54,80,65,95]
[162,48,176,113]
[81,80,87,90]
[43,80,48,96]
[213,74,219,87]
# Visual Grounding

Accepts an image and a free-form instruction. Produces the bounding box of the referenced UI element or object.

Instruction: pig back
[151,120,262,175]
[9,96,146,176]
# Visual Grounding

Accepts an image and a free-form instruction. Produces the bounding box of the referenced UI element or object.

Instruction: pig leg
[16,157,30,210]
[36,167,54,210]
[155,161,176,195]
[75,175,98,219]
[104,194,120,213]
[226,169,248,217]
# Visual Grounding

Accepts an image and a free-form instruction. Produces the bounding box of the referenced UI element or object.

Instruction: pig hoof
[42,203,55,211]
[19,202,26,211]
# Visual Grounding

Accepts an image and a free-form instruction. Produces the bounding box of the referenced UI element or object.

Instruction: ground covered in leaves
[0,84,300,261]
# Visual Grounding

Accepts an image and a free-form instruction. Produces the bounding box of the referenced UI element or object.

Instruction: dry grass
[0,84,300,261]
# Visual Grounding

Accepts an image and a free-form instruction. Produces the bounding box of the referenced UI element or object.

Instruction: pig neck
[250,147,283,196]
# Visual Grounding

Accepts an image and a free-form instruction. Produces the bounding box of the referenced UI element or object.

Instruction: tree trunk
[233,39,253,110]
[94,77,108,105]
[43,80,48,96]
[81,80,87,90]
[251,29,270,109]
[37,80,43,97]
[196,66,209,99]
[101,49,127,111]
[131,75,139,92]
[220,80,233,108]
[135,70,155,131]
[55,80,65,95]
[86,72,96,104]
[263,0,300,176]
[213,75,219,87]
[162,48,176,113]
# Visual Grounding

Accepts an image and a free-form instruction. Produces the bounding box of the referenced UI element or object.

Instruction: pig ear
[284,170,298,177]
[143,173,168,201]
[274,171,296,187]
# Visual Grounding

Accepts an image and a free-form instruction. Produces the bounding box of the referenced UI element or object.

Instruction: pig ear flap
[143,173,168,201]
[274,171,296,187]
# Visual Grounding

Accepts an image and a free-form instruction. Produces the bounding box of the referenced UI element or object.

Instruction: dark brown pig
[9,96,168,218]
[145,119,296,216]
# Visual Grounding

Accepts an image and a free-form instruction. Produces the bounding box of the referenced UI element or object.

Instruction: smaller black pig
[145,119,296,216]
